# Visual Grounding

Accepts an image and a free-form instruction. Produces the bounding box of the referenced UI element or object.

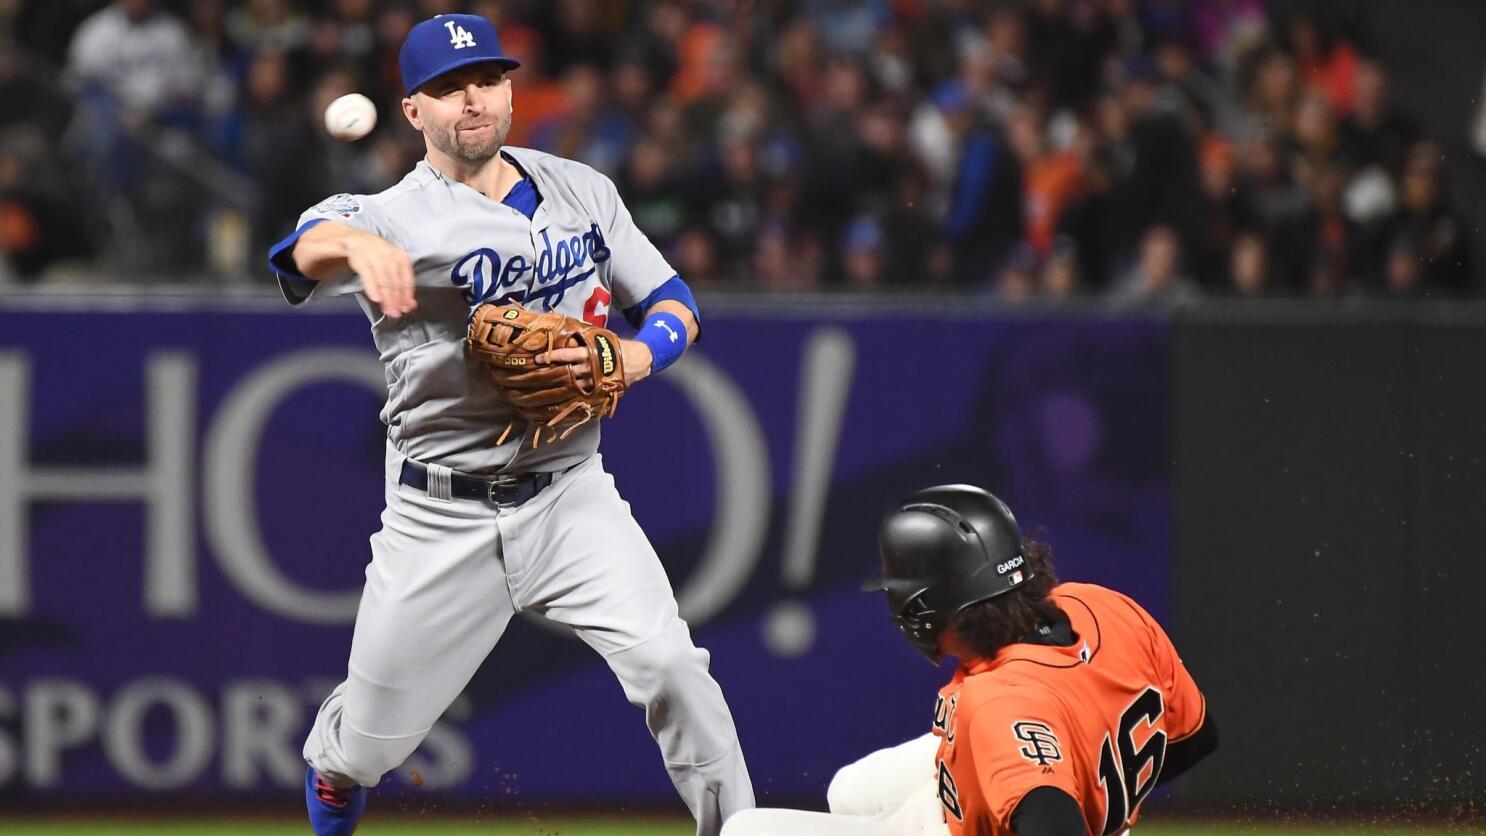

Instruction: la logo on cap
[399,14,520,96]
[444,19,476,49]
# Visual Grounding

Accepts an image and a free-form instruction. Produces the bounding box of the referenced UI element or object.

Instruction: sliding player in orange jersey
[723,485,1218,836]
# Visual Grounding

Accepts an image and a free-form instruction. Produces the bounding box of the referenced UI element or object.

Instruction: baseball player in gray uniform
[266,14,754,836]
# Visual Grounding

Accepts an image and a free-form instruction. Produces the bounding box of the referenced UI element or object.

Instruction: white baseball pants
[722,733,947,836]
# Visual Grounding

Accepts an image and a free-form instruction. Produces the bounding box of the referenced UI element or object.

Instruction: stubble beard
[431,109,512,164]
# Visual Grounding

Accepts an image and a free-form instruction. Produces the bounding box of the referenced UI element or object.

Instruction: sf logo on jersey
[444,20,476,49]
[1013,721,1064,767]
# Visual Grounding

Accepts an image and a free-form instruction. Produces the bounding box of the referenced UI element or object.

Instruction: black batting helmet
[862,485,1033,663]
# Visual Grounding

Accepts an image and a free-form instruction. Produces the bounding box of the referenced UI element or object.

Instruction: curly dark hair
[947,539,1064,660]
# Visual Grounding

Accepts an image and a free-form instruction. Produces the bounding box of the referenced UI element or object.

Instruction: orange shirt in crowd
[1302,43,1360,115]
[490,23,567,148]
[671,23,727,104]
[932,583,1206,836]
[1023,152,1083,255]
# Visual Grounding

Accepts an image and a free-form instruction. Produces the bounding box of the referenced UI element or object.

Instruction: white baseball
[324,93,378,141]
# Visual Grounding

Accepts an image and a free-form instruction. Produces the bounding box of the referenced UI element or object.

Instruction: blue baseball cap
[399,14,521,97]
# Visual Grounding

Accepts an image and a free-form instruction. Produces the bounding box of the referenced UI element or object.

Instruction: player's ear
[402,96,422,131]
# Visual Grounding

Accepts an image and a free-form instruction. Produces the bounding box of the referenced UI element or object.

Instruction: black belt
[399,460,556,507]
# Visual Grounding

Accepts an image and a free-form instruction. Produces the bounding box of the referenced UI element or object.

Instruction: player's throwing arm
[292,223,417,318]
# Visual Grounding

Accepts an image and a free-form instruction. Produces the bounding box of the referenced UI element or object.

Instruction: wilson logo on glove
[593,334,617,377]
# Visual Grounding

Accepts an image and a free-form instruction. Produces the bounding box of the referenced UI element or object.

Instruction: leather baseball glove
[466,302,628,446]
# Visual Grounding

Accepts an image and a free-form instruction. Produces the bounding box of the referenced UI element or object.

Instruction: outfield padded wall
[1173,308,1486,812]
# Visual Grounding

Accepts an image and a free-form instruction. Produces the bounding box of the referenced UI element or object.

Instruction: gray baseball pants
[304,447,754,835]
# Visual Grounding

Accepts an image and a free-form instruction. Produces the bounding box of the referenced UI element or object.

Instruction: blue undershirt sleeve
[622,274,700,332]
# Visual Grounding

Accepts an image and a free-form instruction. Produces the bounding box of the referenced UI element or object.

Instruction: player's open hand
[344,231,416,319]
[536,340,652,386]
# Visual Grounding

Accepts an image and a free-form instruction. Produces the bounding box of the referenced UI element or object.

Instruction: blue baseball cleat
[305,767,366,835]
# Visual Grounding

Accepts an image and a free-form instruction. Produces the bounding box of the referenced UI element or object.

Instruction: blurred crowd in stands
[0,0,1479,300]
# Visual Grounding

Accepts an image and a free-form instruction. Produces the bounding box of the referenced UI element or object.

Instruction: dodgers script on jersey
[272,146,674,474]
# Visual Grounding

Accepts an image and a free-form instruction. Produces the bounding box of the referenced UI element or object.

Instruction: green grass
[0,819,1476,835]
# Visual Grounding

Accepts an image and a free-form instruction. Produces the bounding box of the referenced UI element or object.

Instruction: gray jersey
[272,147,675,475]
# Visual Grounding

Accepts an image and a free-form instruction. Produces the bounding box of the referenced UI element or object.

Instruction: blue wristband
[637,311,688,374]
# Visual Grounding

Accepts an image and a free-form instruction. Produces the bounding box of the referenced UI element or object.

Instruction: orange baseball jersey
[931,582,1206,836]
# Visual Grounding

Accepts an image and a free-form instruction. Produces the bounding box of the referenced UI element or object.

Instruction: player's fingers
[378,254,408,316]
[393,251,417,313]
[357,260,384,305]
[366,264,397,317]
[382,255,411,317]
[371,262,406,318]
[536,348,587,365]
